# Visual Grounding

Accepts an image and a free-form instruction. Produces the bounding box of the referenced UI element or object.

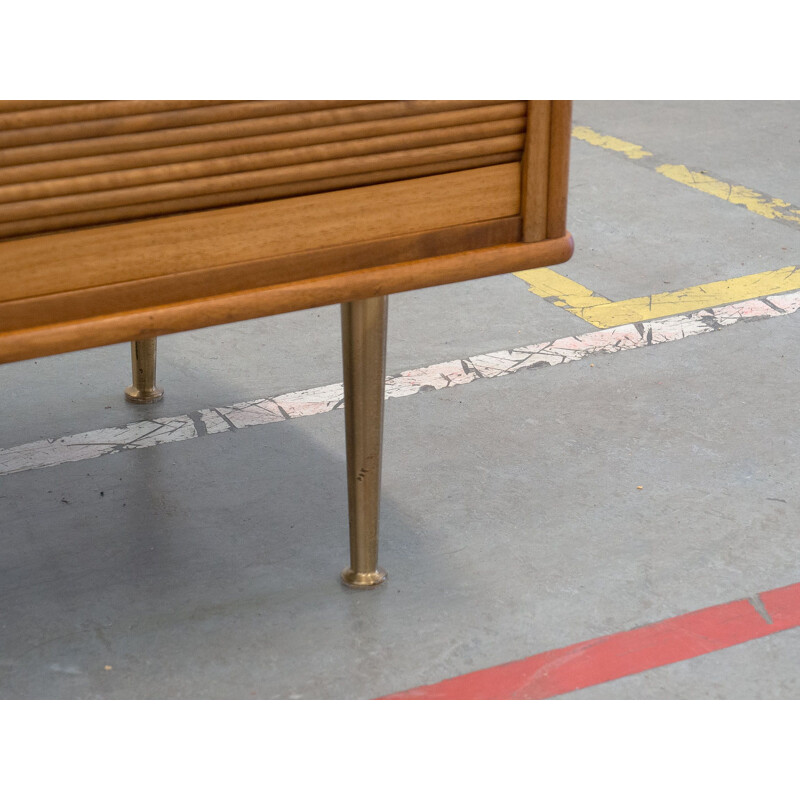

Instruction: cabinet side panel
[546,100,572,239]
[520,100,551,242]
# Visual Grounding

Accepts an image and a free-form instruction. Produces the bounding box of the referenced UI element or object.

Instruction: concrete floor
[1,101,798,699]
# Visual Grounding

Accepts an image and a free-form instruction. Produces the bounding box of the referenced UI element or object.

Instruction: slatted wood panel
[0,100,528,239]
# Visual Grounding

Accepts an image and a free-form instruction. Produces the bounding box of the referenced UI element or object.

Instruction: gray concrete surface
[565,627,800,700]
[577,101,800,204]
[563,141,798,300]
[0,277,594,450]
[1,101,798,698]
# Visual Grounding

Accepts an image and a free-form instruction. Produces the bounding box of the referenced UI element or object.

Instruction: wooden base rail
[0,235,573,365]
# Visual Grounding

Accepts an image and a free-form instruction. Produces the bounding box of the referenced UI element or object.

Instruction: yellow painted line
[572,125,800,229]
[544,124,800,327]
[571,126,653,160]
[516,266,800,328]
[656,164,800,226]
[513,267,611,311]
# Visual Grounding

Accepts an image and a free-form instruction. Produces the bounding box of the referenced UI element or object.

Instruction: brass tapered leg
[340,296,388,589]
[124,338,164,404]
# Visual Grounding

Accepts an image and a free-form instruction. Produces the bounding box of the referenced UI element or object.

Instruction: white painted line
[1,290,799,477]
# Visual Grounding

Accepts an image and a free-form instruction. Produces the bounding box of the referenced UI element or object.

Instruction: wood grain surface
[520,101,552,242]
[0,103,526,185]
[546,101,572,239]
[0,219,523,332]
[0,235,573,364]
[0,163,522,301]
[0,102,509,166]
[0,152,521,240]
[0,100,525,238]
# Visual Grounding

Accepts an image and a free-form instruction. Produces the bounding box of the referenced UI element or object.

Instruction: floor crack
[748,595,773,625]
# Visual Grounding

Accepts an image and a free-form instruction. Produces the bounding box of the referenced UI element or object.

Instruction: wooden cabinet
[0,100,573,586]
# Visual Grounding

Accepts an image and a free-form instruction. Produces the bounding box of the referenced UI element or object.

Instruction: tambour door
[0,100,530,239]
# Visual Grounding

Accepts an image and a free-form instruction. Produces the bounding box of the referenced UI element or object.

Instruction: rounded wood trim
[0,235,574,364]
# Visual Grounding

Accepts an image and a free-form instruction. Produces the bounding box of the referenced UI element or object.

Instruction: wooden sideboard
[0,100,573,587]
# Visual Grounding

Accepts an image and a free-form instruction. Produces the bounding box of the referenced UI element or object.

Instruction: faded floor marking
[657,164,800,227]
[571,125,654,160]
[515,123,800,329]
[513,267,612,314]
[1,289,799,477]
[573,123,800,230]
[516,265,800,328]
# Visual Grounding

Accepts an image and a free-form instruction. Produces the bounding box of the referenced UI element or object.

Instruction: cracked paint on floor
[1,289,798,477]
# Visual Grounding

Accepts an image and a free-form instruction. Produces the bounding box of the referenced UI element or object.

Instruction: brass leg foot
[124,338,164,404]
[341,567,388,589]
[340,296,388,589]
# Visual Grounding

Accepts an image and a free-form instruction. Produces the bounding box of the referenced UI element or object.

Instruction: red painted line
[381,582,800,700]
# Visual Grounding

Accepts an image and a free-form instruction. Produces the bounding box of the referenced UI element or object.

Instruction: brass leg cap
[340,567,387,589]
[124,386,165,404]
